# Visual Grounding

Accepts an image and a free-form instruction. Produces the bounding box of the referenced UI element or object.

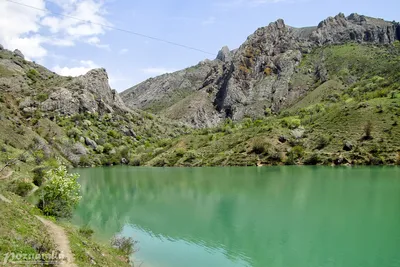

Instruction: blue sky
[0,0,398,91]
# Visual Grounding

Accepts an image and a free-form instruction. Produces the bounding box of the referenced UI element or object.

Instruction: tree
[364,121,373,140]
[38,166,81,218]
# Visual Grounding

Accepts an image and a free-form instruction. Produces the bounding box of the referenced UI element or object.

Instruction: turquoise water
[72,166,400,267]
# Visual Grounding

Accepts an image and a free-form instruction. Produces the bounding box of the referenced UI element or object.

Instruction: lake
[72,166,400,267]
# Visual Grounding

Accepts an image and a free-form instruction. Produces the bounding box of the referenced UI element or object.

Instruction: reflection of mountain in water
[73,166,400,267]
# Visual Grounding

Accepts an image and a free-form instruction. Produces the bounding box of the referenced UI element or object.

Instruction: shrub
[103,143,113,154]
[363,121,373,139]
[281,117,301,129]
[37,166,81,218]
[107,130,120,139]
[304,153,321,165]
[9,180,33,197]
[111,236,137,256]
[32,166,48,186]
[130,158,141,167]
[286,146,305,165]
[79,155,91,167]
[27,69,39,82]
[67,128,82,140]
[175,148,186,157]
[316,135,331,150]
[79,225,94,239]
[95,145,104,154]
[36,93,49,102]
[251,138,268,154]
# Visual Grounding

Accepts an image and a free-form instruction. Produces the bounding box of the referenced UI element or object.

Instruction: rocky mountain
[0,47,128,116]
[121,13,400,128]
[0,46,186,167]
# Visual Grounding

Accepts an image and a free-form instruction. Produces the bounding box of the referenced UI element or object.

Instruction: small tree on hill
[364,121,373,140]
[38,166,81,218]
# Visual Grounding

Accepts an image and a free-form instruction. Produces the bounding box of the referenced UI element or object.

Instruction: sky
[0,0,398,92]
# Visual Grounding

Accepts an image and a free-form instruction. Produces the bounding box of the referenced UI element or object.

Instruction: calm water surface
[72,166,400,267]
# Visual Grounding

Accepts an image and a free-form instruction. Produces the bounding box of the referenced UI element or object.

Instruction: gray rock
[216,46,232,62]
[72,143,87,155]
[343,141,353,151]
[0,44,3,50]
[121,158,129,164]
[85,137,97,149]
[121,127,137,138]
[120,13,400,128]
[278,136,288,143]
[13,49,24,59]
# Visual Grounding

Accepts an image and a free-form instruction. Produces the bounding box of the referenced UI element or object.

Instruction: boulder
[85,137,97,149]
[278,136,288,143]
[216,46,232,62]
[0,44,3,50]
[121,158,129,165]
[121,127,137,138]
[343,141,353,151]
[13,49,24,59]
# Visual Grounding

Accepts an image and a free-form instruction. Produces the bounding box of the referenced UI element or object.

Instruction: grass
[0,191,56,257]
[62,223,131,267]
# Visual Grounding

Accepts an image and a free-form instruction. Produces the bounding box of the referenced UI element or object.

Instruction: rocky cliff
[121,13,400,128]
[0,47,129,117]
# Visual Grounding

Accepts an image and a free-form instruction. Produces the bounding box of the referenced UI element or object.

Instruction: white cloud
[0,0,110,60]
[202,17,216,26]
[119,48,129,55]
[0,0,47,59]
[141,67,177,75]
[85,36,110,50]
[53,60,99,77]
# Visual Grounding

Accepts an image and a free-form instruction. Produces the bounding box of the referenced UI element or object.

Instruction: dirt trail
[0,170,13,180]
[0,194,11,203]
[35,216,77,267]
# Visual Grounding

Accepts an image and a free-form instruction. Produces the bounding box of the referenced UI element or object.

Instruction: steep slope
[0,46,187,168]
[121,13,400,128]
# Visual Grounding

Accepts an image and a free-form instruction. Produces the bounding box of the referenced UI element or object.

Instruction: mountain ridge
[120,13,400,128]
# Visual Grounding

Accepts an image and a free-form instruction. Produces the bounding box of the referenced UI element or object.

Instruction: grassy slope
[135,42,400,167]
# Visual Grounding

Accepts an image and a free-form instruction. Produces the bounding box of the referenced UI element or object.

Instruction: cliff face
[0,47,129,117]
[121,13,400,128]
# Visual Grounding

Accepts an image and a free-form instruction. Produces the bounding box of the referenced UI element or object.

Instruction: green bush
[251,138,269,154]
[9,180,33,197]
[37,166,81,218]
[67,128,82,140]
[286,146,305,165]
[316,135,331,150]
[32,166,48,186]
[27,69,40,82]
[281,117,301,129]
[79,225,94,239]
[107,130,120,139]
[304,153,321,165]
[103,143,113,154]
[79,155,91,167]
[111,236,137,256]
[36,93,49,102]
[95,145,104,154]
[175,148,186,157]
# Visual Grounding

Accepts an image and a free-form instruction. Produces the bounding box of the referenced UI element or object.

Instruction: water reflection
[73,166,400,267]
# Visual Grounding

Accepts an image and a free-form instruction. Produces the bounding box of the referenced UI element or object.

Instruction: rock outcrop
[0,45,130,117]
[13,49,24,59]
[121,13,400,128]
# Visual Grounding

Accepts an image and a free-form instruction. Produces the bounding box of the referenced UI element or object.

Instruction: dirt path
[0,194,11,203]
[35,216,77,267]
[0,170,13,180]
